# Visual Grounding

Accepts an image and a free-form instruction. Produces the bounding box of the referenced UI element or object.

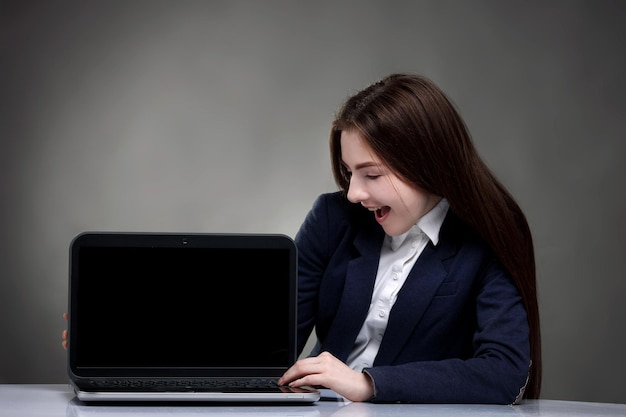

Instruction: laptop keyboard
[90,378,283,392]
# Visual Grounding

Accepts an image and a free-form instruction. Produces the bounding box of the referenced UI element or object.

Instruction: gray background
[1,1,625,404]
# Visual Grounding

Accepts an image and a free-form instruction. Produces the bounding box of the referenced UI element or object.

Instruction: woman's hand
[61,312,68,349]
[278,351,374,402]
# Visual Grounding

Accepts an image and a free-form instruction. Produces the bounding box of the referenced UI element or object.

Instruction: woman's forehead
[339,130,382,167]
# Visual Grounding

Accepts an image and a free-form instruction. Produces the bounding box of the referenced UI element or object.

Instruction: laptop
[67,231,320,403]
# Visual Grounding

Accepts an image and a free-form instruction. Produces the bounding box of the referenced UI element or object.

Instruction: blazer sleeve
[294,193,331,354]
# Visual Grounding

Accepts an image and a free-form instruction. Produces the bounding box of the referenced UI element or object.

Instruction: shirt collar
[389,198,449,251]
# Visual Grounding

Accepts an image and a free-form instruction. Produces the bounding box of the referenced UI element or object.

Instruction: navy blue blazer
[295,192,531,404]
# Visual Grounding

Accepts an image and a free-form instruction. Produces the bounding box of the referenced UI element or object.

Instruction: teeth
[368,207,381,212]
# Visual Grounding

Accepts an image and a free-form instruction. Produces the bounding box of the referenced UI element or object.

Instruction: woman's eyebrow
[353,162,381,170]
[341,161,381,171]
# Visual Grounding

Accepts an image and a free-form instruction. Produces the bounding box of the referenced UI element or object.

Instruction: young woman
[277,73,541,404]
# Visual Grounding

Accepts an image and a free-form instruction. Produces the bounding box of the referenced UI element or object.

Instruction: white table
[1,384,625,417]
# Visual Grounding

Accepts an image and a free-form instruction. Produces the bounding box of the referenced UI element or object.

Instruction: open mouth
[367,206,390,221]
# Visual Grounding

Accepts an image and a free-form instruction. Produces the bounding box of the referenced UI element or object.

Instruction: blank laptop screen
[69,234,295,376]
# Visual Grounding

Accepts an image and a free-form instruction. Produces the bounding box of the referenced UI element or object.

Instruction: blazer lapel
[374,234,457,365]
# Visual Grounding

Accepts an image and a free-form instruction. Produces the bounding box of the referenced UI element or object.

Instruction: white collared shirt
[346,199,450,371]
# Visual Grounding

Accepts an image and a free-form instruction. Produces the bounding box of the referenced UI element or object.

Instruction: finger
[62,329,68,350]
[278,358,322,385]
[288,374,326,388]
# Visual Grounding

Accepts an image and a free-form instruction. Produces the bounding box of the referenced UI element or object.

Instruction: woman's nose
[346,178,368,204]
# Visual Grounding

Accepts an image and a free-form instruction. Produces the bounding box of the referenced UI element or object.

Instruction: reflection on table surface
[61,388,626,417]
[2,385,626,417]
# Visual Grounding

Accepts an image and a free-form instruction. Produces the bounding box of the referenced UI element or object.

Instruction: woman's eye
[365,174,381,179]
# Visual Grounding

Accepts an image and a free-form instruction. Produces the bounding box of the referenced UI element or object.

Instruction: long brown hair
[329,73,541,399]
